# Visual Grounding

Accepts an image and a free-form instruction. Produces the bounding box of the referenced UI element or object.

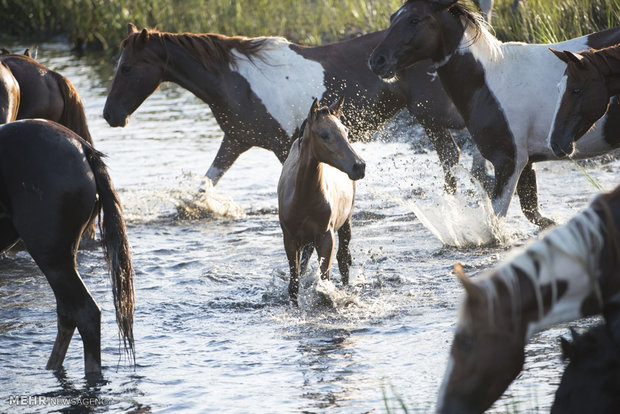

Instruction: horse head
[103,23,164,127]
[369,0,467,79]
[303,97,365,180]
[437,264,525,414]
[548,49,610,157]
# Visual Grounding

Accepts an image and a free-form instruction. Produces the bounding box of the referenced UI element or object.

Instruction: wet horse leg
[336,220,352,285]
[489,153,527,220]
[419,121,460,194]
[205,134,252,186]
[516,162,555,228]
[315,230,335,281]
[299,243,313,275]
[35,255,102,374]
[283,232,301,303]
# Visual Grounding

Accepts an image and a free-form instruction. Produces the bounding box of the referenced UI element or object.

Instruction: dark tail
[82,141,135,362]
[53,71,94,146]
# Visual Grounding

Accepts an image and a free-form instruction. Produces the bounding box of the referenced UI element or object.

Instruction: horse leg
[336,219,353,285]
[516,162,555,228]
[283,232,301,304]
[205,134,252,186]
[315,230,335,281]
[300,243,313,275]
[471,149,494,195]
[420,121,460,194]
[489,154,527,219]
[28,247,102,374]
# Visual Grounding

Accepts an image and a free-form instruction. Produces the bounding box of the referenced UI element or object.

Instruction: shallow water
[0,43,618,413]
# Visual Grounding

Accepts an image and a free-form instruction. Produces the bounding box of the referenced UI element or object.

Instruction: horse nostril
[373,55,386,69]
[103,110,110,121]
[354,161,366,176]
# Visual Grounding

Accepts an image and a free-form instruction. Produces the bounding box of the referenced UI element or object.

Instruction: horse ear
[128,23,139,35]
[308,98,320,122]
[563,50,585,67]
[138,28,149,43]
[454,263,484,301]
[549,48,569,64]
[329,97,345,118]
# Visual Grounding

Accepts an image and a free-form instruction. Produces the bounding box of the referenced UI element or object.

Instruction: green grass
[0,0,401,50]
[2,0,618,51]
[492,0,620,43]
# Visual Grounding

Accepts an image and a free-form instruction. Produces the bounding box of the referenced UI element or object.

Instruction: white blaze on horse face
[547,75,568,148]
[230,38,326,137]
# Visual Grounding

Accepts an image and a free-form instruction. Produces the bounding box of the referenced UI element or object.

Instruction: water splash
[268,266,359,310]
[406,166,507,248]
[118,173,244,223]
[175,175,245,220]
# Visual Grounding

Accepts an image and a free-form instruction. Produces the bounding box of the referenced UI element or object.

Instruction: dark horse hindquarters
[0,120,134,374]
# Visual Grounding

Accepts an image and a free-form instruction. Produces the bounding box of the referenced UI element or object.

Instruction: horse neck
[481,207,607,342]
[157,37,227,104]
[590,47,620,97]
[293,136,323,202]
[434,20,502,121]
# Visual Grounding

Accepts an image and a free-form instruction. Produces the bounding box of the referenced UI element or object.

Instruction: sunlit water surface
[0,43,618,413]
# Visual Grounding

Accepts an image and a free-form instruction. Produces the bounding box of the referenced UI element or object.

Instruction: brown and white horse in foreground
[278,98,365,304]
[438,184,620,414]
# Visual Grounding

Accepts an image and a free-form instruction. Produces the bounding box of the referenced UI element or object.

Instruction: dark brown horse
[103,24,464,193]
[437,184,620,413]
[0,50,97,239]
[369,0,620,228]
[552,320,620,414]
[278,98,365,303]
[548,45,620,156]
[0,119,134,375]
[0,50,93,145]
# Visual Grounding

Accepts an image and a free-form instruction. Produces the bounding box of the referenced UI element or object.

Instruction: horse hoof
[537,217,556,229]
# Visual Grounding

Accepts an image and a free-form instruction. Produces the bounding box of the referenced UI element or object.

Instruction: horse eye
[120,65,131,74]
[572,88,582,95]
[410,17,420,25]
[320,133,329,141]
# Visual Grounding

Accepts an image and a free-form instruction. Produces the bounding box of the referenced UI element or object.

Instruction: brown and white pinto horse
[369,0,620,228]
[548,44,620,157]
[103,24,463,192]
[437,184,620,414]
[278,98,365,304]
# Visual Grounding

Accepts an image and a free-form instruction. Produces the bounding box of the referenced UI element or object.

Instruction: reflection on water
[0,41,618,413]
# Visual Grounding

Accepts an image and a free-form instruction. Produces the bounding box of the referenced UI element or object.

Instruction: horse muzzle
[348,160,366,180]
[103,108,129,128]
[368,52,398,80]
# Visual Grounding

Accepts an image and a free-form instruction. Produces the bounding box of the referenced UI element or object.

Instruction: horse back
[0,55,64,122]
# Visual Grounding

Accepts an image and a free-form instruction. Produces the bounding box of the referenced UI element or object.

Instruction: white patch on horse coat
[230,38,326,137]
[547,75,568,148]
[466,206,605,340]
[460,23,590,158]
